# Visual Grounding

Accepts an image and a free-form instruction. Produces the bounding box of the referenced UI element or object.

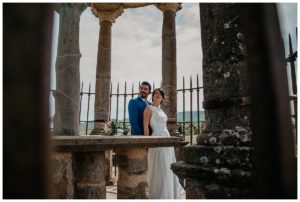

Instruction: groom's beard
[140,92,147,98]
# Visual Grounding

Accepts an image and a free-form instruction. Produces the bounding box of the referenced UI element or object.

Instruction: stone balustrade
[51,135,188,199]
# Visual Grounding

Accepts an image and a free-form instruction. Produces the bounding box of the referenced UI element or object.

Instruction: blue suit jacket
[128,97,147,135]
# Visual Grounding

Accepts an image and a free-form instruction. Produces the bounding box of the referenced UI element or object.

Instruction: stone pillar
[54,3,87,136]
[90,5,123,186]
[73,152,106,199]
[171,4,254,199]
[156,3,181,136]
[91,8,123,134]
[116,148,148,199]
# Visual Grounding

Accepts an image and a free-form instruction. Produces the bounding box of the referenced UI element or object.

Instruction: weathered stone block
[75,182,106,199]
[73,152,106,182]
[116,148,149,199]
[51,152,74,199]
[73,151,106,199]
[117,181,148,199]
[117,148,148,174]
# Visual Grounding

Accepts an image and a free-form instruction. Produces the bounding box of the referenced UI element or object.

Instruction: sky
[49,3,298,121]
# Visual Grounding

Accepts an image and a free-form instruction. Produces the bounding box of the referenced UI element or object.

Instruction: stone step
[183,145,253,169]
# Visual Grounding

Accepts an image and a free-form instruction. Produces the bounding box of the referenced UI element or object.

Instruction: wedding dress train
[147,105,185,199]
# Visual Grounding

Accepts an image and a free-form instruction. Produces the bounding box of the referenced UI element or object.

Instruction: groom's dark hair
[141,81,151,92]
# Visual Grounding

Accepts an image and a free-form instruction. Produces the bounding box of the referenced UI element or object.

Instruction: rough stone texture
[185,178,253,199]
[51,152,74,199]
[160,6,179,136]
[199,3,250,139]
[117,155,147,174]
[73,151,106,199]
[200,107,251,131]
[116,148,149,199]
[92,19,112,134]
[117,181,148,199]
[75,182,106,199]
[89,15,115,183]
[183,145,253,169]
[53,3,87,136]
[172,161,254,199]
[171,4,254,199]
[197,126,252,146]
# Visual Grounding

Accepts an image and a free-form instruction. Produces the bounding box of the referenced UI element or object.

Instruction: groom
[128,81,151,135]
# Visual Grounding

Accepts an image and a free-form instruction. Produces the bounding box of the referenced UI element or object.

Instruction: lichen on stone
[200,156,209,164]
[209,137,217,145]
[214,146,222,153]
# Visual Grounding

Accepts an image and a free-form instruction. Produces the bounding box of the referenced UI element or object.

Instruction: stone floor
[106,181,117,199]
[106,166,118,199]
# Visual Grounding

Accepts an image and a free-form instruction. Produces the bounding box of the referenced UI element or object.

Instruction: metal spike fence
[75,75,205,145]
[284,28,298,136]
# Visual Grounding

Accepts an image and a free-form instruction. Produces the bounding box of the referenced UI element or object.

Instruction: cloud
[75,3,203,88]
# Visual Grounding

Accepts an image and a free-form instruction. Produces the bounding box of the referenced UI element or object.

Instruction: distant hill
[177,111,205,122]
[80,111,205,129]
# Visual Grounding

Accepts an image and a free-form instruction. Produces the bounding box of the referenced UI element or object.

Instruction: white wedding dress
[147,105,185,199]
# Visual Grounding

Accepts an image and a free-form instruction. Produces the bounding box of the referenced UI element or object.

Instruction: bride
[143,88,185,199]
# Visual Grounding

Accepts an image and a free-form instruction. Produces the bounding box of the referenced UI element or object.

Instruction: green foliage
[177,122,183,134]
[123,123,130,135]
[177,121,205,136]
[107,120,119,135]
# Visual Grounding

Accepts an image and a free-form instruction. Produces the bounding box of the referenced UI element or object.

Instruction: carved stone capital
[99,10,123,23]
[155,3,182,12]
[90,3,123,23]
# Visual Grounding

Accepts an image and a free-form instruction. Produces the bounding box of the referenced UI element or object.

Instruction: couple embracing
[128,81,185,199]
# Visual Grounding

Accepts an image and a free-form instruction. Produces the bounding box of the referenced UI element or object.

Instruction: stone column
[54,3,87,136]
[156,3,181,136]
[171,4,254,199]
[90,6,123,186]
[91,8,123,134]
[116,148,148,199]
[73,152,106,199]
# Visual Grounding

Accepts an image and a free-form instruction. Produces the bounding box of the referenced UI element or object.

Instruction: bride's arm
[143,106,152,136]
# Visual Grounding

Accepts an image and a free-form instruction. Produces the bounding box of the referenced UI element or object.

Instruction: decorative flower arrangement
[105,120,118,135]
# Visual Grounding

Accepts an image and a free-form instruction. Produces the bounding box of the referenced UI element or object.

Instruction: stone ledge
[52,135,188,152]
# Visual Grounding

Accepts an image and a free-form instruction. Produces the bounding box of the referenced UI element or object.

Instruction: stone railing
[51,135,188,199]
